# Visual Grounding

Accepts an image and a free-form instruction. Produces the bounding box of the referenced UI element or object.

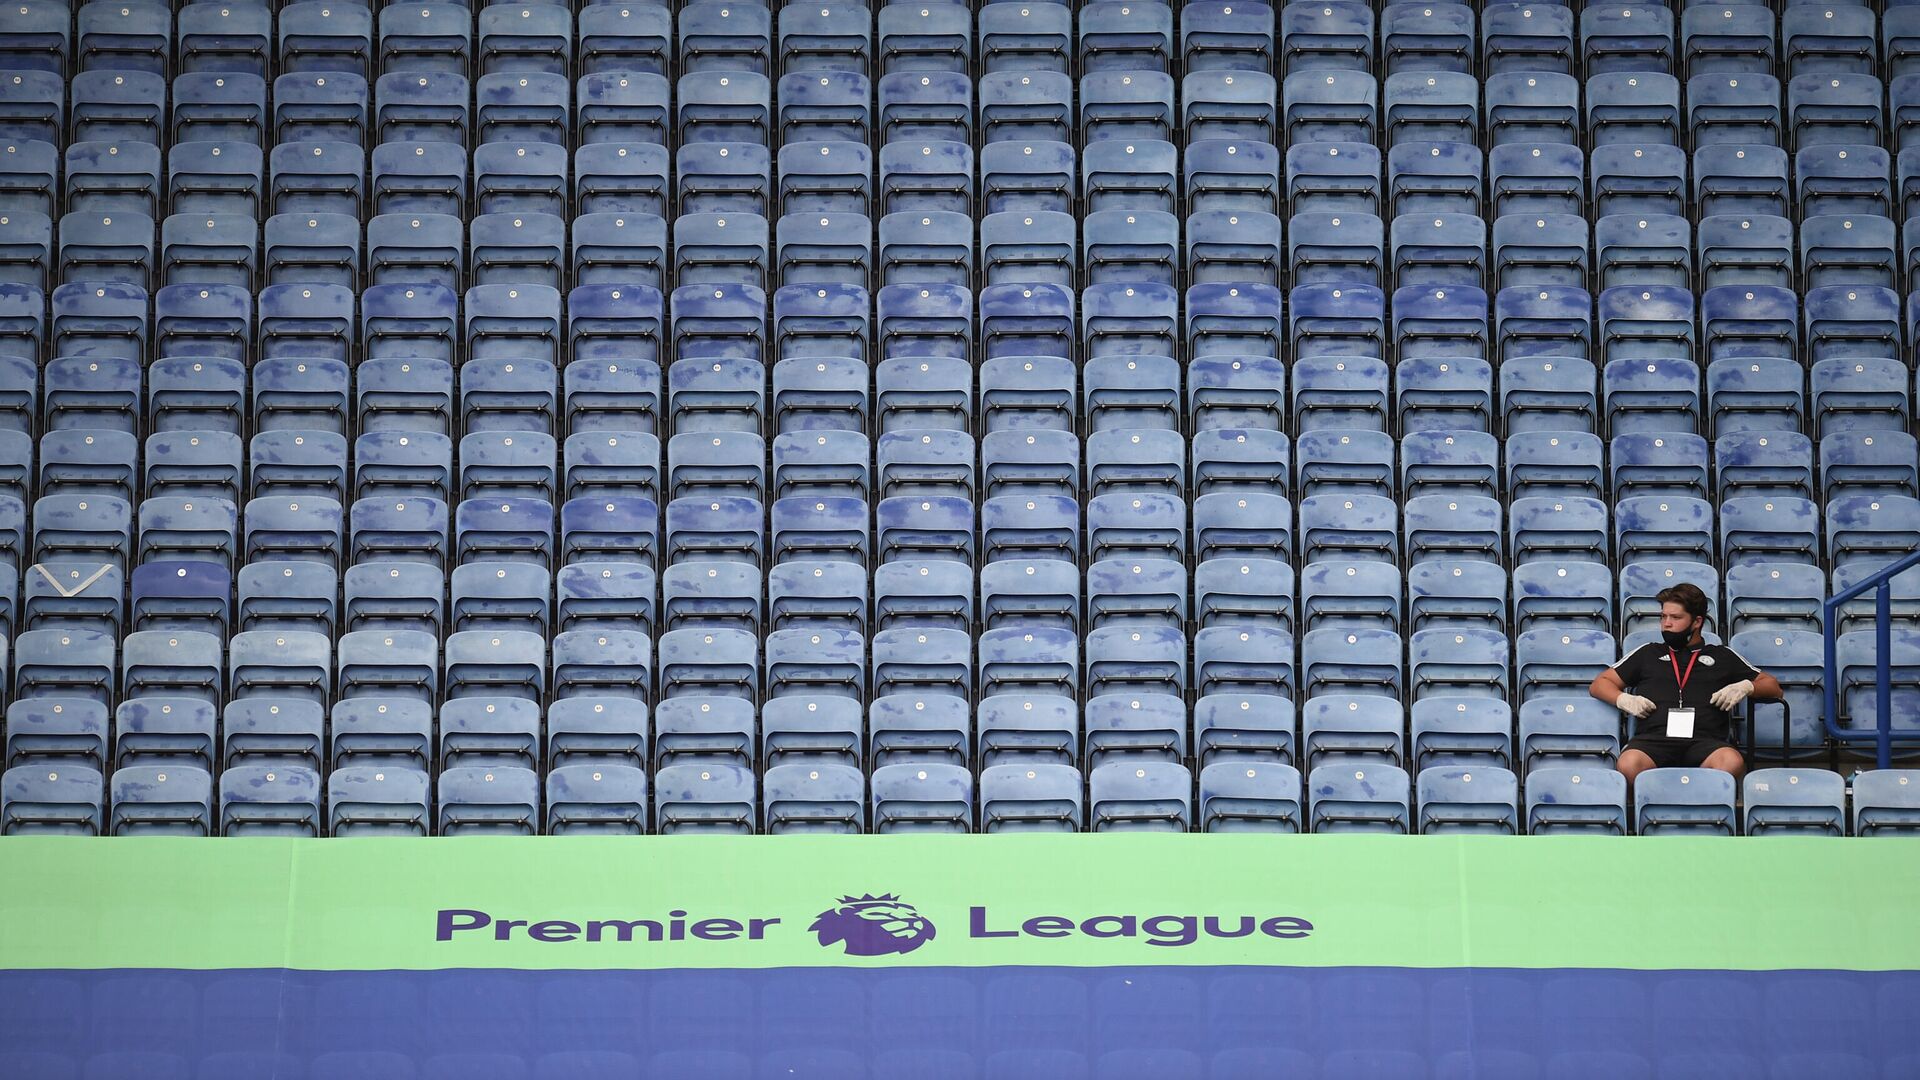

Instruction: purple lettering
[1141,915,1198,947]
[528,920,580,943]
[1081,915,1137,938]
[969,906,1019,938]
[691,918,742,941]
[436,909,491,941]
[1204,916,1256,939]
[1261,916,1313,939]
[1023,916,1074,938]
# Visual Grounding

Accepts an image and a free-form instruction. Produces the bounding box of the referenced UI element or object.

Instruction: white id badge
[1666,708,1696,739]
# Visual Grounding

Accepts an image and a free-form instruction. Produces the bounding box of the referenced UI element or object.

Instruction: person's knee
[1702,747,1746,777]
[1615,749,1654,780]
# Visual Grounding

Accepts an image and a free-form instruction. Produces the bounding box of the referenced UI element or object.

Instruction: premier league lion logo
[809,894,936,957]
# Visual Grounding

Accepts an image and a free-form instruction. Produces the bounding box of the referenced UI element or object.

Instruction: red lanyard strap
[1670,649,1702,696]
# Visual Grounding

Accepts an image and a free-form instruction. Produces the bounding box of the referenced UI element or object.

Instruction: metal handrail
[1821,548,1920,770]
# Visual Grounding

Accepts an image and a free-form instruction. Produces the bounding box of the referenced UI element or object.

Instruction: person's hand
[1615,693,1657,719]
[1711,680,1756,711]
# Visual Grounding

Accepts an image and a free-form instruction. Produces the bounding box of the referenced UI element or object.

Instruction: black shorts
[1623,737,1742,769]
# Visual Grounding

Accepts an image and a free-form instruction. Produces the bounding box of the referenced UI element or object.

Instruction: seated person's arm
[1589,668,1627,706]
[1752,672,1784,701]
[1593,665,1656,718]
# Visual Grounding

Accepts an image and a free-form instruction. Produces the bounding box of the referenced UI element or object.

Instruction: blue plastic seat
[57,212,156,290]
[877,139,974,218]
[777,2,870,77]
[1182,0,1275,73]
[1785,4,1876,79]
[1683,5,1776,77]
[1581,4,1675,75]
[760,761,864,835]
[1080,0,1173,73]
[1282,69,1375,146]
[877,70,971,146]
[1526,765,1627,834]
[1635,768,1736,836]
[1089,760,1190,832]
[0,70,63,146]
[1811,357,1911,438]
[2,764,104,834]
[1743,769,1846,837]
[0,141,58,224]
[108,768,217,837]
[1482,1,1574,74]
[114,689,220,771]
[1820,430,1919,502]
[1854,770,1920,837]
[1286,141,1381,217]
[1796,145,1892,220]
[1723,564,1824,636]
[1482,144,1589,221]
[1281,1,1373,75]
[1198,758,1300,833]
[376,3,470,77]
[3,697,108,773]
[571,143,669,219]
[65,141,160,220]
[1508,496,1609,568]
[546,763,646,836]
[1387,139,1484,219]
[980,761,1082,833]
[1383,71,1477,149]
[79,1,171,75]
[1720,496,1820,568]
[1486,71,1579,146]
[871,761,972,833]
[478,4,571,77]
[1308,762,1410,833]
[219,764,322,837]
[976,70,1073,146]
[129,559,229,639]
[328,766,429,837]
[1694,146,1790,224]
[576,72,671,146]
[1072,70,1173,146]
[1514,628,1618,703]
[1417,765,1519,835]
[170,68,268,146]
[1614,496,1715,565]
[278,0,372,77]
[1695,214,1795,291]
[1790,72,1884,148]
[1182,139,1279,217]
[1518,697,1621,772]
[0,1,70,74]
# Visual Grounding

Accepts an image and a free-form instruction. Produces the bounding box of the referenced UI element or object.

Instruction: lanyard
[1670,649,1702,699]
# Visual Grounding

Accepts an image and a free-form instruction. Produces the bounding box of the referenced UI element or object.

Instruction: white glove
[1711,680,1756,711]
[1615,693,1657,719]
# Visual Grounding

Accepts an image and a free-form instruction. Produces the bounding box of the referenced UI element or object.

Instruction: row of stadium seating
[10,753,1920,835]
[20,207,1920,295]
[17,0,1920,86]
[24,138,1920,227]
[10,66,1918,155]
[4,280,1917,395]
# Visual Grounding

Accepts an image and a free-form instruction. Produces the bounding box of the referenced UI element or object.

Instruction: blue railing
[1822,548,1920,770]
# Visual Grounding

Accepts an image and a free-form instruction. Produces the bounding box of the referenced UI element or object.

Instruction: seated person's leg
[1698,744,1746,781]
[1616,746,1657,789]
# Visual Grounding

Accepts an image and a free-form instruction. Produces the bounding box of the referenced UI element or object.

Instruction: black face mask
[1662,628,1694,651]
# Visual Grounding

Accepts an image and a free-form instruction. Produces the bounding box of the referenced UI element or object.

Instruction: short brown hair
[1656,583,1710,619]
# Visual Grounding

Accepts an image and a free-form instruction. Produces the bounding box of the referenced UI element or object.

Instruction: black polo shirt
[1609,641,1761,743]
